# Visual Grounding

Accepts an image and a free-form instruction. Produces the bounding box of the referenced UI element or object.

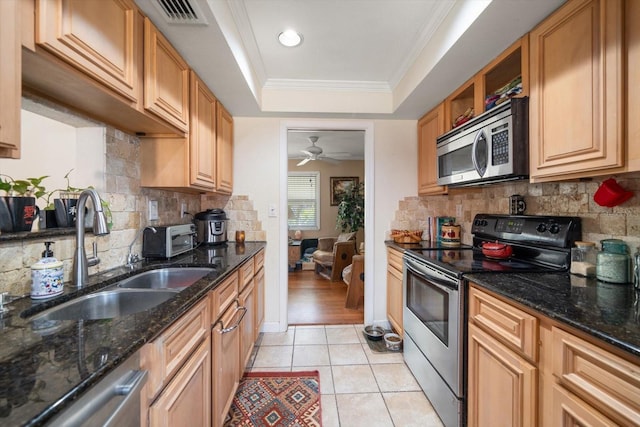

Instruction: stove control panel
[472,214,582,248]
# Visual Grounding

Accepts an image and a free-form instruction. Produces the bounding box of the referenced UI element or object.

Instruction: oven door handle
[405,262,457,292]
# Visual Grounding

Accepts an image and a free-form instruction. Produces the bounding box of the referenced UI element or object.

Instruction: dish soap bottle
[31,241,64,299]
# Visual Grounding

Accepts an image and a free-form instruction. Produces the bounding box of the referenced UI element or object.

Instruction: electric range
[402,214,582,427]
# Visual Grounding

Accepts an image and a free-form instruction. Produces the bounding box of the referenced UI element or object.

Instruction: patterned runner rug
[224,371,321,426]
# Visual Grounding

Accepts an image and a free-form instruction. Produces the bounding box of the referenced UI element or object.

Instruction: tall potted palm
[336,182,364,245]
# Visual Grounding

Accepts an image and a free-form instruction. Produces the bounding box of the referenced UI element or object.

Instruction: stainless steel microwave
[436,97,529,187]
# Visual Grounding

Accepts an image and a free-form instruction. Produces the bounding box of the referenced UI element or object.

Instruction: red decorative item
[481,241,513,259]
[593,178,634,207]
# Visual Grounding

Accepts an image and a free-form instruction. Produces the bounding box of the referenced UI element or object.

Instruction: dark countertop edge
[17,242,266,427]
[385,242,640,360]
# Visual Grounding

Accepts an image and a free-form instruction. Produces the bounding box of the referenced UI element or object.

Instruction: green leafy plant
[0,174,49,198]
[336,182,364,233]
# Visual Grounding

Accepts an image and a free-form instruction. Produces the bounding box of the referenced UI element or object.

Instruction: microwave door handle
[471,130,485,176]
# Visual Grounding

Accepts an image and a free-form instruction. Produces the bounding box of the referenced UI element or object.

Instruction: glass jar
[596,239,631,284]
[570,241,597,277]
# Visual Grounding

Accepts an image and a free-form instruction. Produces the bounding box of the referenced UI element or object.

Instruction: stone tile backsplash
[391,172,640,250]
[0,121,263,297]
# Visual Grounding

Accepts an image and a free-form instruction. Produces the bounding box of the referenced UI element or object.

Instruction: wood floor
[288,270,364,325]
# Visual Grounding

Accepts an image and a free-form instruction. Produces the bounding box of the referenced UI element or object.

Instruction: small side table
[288,240,302,269]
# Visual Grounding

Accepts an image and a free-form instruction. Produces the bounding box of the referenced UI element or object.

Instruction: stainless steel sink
[31,288,179,321]
[116,267,216,290]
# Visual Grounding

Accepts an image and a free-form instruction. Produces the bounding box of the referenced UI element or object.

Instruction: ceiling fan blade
[301,150,314,156]
[319,156,341,165]
[297,158,311,166]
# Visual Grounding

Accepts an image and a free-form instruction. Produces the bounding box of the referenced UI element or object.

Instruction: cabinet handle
[215,304,247,334]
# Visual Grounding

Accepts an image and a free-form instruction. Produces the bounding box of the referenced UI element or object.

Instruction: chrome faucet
[72,189,110,288]
[127,226,156,267]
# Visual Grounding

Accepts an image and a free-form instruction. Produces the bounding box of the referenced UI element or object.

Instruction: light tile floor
[248,324,445,427]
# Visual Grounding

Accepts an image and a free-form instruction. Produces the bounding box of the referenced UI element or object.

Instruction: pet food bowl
[383,333,402,351]
[363,325,385,341]
[594,178,634,207]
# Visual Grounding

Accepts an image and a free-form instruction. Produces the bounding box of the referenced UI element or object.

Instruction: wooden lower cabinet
[386,247,403,336]
[254,263,265,337]
[467,322,537,427]
[552,384,617,427]
[469,283,640,427]
[239,278,256,372]
[148,337,211,427]
[212,300,242,427]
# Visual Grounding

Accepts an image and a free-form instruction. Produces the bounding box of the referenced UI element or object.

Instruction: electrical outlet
[149,200,159,221]
[268,204,277,217]
[456,204,463,219]
[181,203,187,218]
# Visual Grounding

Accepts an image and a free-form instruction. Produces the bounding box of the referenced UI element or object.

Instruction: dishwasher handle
[104,370,148,427]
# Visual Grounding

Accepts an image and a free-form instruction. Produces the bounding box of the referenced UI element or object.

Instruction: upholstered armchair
[342,254,364,309]
[312,232,356,281]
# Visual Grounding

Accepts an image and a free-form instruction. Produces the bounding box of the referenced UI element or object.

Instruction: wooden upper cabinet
[529,0,624,182]
[625,0,640,173]
[35,0,140,103]
[418,103,447,195]
[140,72,222,193]
[144,17,189,133]
[189,71,217,191]
[0,0,21,158]
[216,102,234,194]
[444,36,528,132]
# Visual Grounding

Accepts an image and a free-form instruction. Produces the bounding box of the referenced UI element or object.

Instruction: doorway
[287,129,365,325]
[279,121,374,329]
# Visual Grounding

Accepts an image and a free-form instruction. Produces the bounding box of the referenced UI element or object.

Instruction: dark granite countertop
[0,242,265,427]
[385,241,640,359]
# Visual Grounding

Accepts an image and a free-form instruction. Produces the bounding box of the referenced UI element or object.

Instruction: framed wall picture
[330,177,359,206]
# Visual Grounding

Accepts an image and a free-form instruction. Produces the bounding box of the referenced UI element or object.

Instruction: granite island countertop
[0,242,265,427]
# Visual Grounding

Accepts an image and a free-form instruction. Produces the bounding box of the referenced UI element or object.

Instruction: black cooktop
[407,247,568,275]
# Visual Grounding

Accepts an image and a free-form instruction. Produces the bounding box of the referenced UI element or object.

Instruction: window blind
[288,172,320,230]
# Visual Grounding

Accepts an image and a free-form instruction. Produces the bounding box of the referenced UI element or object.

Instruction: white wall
[233,117,417,330]
[0,110,105,207]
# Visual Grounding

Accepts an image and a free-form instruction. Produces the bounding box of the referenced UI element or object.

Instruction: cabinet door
[254,265,265,337]
[148,338,211,427]
[552,384,617,427]
[144,18,189,132]
[529,0,624,182]
[468,323,537,427]
[189,71,217,190]
[0,0,20,158]
[626,0,640,173]
[386,248,403,336]
[239,279,255,372]
[36,0,140,103]
[212,303,242,427]
[417,104,447,195]
[216,101,234,194]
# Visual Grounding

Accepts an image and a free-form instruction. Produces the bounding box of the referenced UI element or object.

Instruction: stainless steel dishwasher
[48,351,147,427]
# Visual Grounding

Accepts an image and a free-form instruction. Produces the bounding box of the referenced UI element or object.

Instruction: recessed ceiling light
[278,30,303,47]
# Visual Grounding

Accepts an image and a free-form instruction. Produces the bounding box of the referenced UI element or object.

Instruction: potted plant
[0,175,48,232]
[52,169,111,229]
[336,182,364,245]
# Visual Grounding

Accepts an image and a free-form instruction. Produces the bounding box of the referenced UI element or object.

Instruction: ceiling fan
[296,136,349,166]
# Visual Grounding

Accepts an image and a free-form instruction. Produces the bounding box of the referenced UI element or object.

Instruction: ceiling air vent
[153,0,208,25]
